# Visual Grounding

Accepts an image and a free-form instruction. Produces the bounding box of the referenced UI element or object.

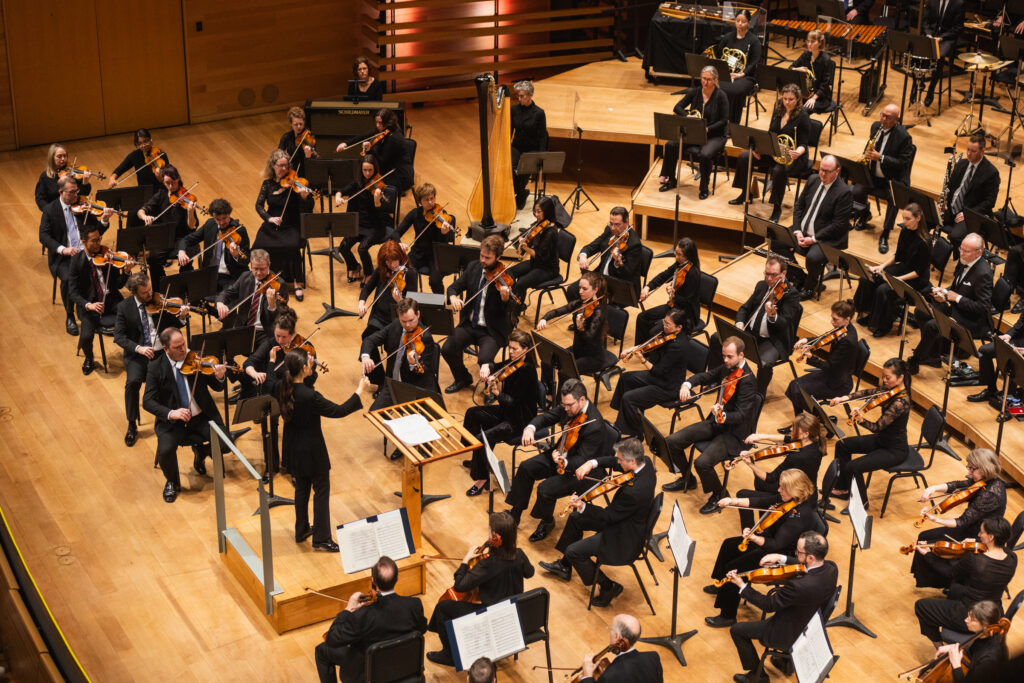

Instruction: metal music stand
[191,326,257,426]
[531,332,581,390]
[604,276,640,309]
[728,126,782,258]
[799,387,844,524]
[933,307,978,410]
[387,377,447,412]
[305,158,360,218]
[434,242,480,278]
[886,274,931,361]
[713,316,762,367]
[684,53,731,87]
[963,208,1009,266]
[746,213,799,250]
[301,213,359,322]
[653,113,706,257]
[890,182,941,228]
[993,339,1024,450]
[95,186,150,229]
[820,244,875,301]
[836,155,879,216]
[756,63,810,98]
[117,222,177,273]
[417,305,456,339]
[161,268,218,335]
[517,151,566,203]
[233,395,294,512]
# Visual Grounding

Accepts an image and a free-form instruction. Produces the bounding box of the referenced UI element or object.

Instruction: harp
[467,75,515,232]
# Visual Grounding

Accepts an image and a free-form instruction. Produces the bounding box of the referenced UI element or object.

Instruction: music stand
[301,213,359,322]
[604,276,640,309]
[233,395,292,511]
[712,316,762,367]
[684,53,730,86]
[964,207,1009,266]
[530,332,580,389]
[756,63,810,98]
[836,155,881,221]
[304,158,359,218]
[800,387,844,524]
[161,268,218,335]
[517,151,565,203]
[191,326,257,425]
[640,413,679,562]
[993,339,1024,450]
[417,305,456,339]
[434,242,480,278]
[890,182,941,230]
[384,379,452,510]
[729,125,782,257]
[933,307,978,418]
[653,113,706,257]
[889,31,939,125]
[117,222,177,270]
[95,186,149,229]
[746,213,799,252]
[886,274,931,360]
[820,244,875,301]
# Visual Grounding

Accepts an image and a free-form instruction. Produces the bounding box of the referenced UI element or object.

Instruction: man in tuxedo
[850,105,914,253]
[908,233,993,374]
[143,327,226,502]
[789,155,852,299]
[507,379,607,542]
[114,272,184,447]
[578,614,663,682]
[441,235,513,393]
[727,531,838,683]
[38,175,113,335]
[845,0,874,24]
[176,197,250,292]
[214,249,287,348]
[610,309,690,438]
[570,206,643,302]
[360,297,440,413]
[663,337,759,514]
[315,556,427,683]
[921,0,964,108]
[70,224,129,375]
[539,438,655,608]
[941,134,1001,250]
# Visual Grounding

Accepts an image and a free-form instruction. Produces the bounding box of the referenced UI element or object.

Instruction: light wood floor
[1,46,1024,682]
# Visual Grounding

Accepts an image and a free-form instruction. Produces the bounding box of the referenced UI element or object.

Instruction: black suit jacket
[39,198,107,275]
[939,257,994,336]
[529,400,606,471]
[580,648,664,683]
[791,175,852,248]
[114,296,183,362]
[323,593,427,682]
[741,560,839,651]
[142,355,225,435]
[580,456,656,565]
[581,227,644,295]
[447,260,513,340]
[645,334,690,392]
[281,384,361,477]
[943,157,1000,224]
[177,217,250,279]
[68,251,126,313]
[924,0,964,42]
[360,320,440,391]
[736,281,802,357]
[686,363,759,438]
[215,271,289,332]
[867,121,914,186]
[647,263,701,331]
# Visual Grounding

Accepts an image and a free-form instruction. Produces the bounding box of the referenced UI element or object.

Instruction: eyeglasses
[966,465,978,472]
[560,400,577,409]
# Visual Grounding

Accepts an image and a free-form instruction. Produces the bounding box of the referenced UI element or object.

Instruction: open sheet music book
[446,598,526,671]
[336,508,415,574]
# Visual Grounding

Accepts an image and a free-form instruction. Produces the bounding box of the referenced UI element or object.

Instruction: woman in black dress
[854,203,932,337]
[730,83,811,223]
[108,128,169,192]
[35,143,93,211]
[137,165,200,288]
[254,149,313,300]
[784,299,858,415]
[335,155,390,283]
[425,511,534,668]
[792,30,836,114]
[658,65,730,199]
[278,349,371,552]
[392,182,456,294]
[348,56,384,101]
[535,271,608,393]
[932,600,1010,681]
[510,80,548,209]
[357,239,417,339]
[278,106,317,176]
[636,237,701,341]
[507,196,560,305]
[715,9,762,125]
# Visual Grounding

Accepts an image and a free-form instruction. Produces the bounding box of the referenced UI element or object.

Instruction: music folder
[335,508,415,574]
[446,597,527,671]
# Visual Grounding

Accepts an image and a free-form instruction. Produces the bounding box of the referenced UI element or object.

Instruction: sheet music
[382,413,440,445]
[848,479,871,550]
[336,509,413,574]
[791,613,834,683]
[481,432,510,495]
[667,501,695,576]
[448,599,525,670]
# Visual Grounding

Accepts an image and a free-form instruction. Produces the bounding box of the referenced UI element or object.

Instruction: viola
[401,325,427,374]
[218,226,248,260]
[295,129,317,148]
[899,618,1010,682]
[489,358,525,385]
[255,273,282,296]
[899,540,987,558]
[716,367,745,424]
[555,412,589,475]
[362,129,390,156]
[280,169,322,200]
[560,472,635,517]
[738,499,798,551]
[847,386,905,425]
[713,563,807,588]
[59,164,106,180]
[179,351,241,375]
[566,639,626,683]
[169,190,209,215]
[72,198,128,218]
[436,532,502,604]
[915,480,986,528]
[769,279,787,306]
[796,325,847,363]
[91,246,138,269]
[146,293,199,317]
[276,331,329,374]
[144,146,167,170]
[725,440,803,470]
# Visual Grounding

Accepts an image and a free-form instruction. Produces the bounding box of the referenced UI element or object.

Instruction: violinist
[347,57,384,101]
[725,531,838,682]
[914,517,1017,653]
[506,379,605,543]
[254,149,312,300]
[610,308,689,439]
[176,198,250,292]
[114,273,184,447]
[706,471,819,630]
[70,224,130,376]
[278,106,317,175]
[462,330,538,496]
[571,207,642,302]
[927,600,1009,681]
[39,175,113,335]
[786,154,852,300]
[34,143,92,211]
[137,165,200,288]
[358,240,417,337]
[315,556,427,683]
[828,357,911,508]
[215,250,287,347]
[577,614,663,682]
[425,512,534,668]
[783,300,858,415]
[663,336,758,511]
[510,80,548,210]
[714,9,762,125]
[441,235,514,394]
[336,109,412,195]
[335,155,391,284]
[538,438,655,609]
[791,30,835,113]
[536,272,608,393]
[506,197,560,305]
[657,66,729,199]
[279,348,370,553]
[108,128,169,191]
[143,328,227,503]
[392,182,456,294]
[360,298,440,414]
[635,237,701,341]
[243,309,312,394]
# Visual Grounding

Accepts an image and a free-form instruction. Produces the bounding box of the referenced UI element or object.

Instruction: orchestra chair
[590,305,629,403]
[641,416,692,557]
[940,590,1024,645]
[864,405,944,517]
[754,584,842,678]
[931,235,955,284]
[791,118,825,200]
[992,277,1014,329]
[690,272,719,342]
[818,460,841,525]
[364,631,425,683]
[510,587,554,683]
[586,492,663,615]
[526,229,577,327]
[684,145,730,195]
[666,337,713,432]
[638,245,654,310]
[75,313,117,374]
[391,137,418,233]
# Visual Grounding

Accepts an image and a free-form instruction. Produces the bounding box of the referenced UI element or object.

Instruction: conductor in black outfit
[570,206,643,302]
[657,66,729,199]
[176,198,251,292]
[716,10,762,125]
[940,134,1001,250]
[578,614,664,682]
[850,104,914,254]
[787,155,852,300]
[315,556,427,683]
[70,224,128,376]
[510,80,548,209]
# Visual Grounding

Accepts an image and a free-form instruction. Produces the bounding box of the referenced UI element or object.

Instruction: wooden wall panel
[94,0,188,135]
[0,8,17,151]
[3,2,106,146]
[182,0,362,123]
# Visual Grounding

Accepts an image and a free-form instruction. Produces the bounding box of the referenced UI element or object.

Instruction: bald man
[788,154,852,300]
[578,614,662,682]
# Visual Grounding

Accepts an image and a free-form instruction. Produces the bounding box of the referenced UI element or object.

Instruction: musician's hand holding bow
[216,302,230,319]
[639,285,651,302]
[177,250,192,266]
[498,282,511,302]
[918,484,943,504]
[479,363,491,381]
[678,383,692,402]
[334,192,347,207]
[742,528,765,547]
[536,318,549,331]
[575,459,596,481]
[567,492,585,512]
[137,345,155,359]
[360,354,375,376]
[449,295,464,313]
[169,407,192,423]
[521,425,536,447]
[86,301,105,314]
[581,652,598,678]
[760,553,786,566]
[711,402,724,420]
[829,395,850,407]
[335,142,348,152]
[552,450,567,471]
[936,643,963,667]
[577,253,591,271]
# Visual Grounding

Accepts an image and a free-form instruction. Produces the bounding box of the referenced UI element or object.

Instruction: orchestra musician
[425,512,534,668]
[920,0,965,108]
[853,203,932,337]
[279,348,370,553]
[441,235,514,393]
[913,513,1012,596]
[336,155,391,284]
[571,206,642,302]
[215,249,288,347]
[348,57,384,101]
[730,84,811,224]
[725,531,838,683]
[510,80,549,210]
[657,66,729,199]
[783,300,858,415]
[715,9,762,125]
[71,223,130,376]
[39,174,113,336]
[176,198,251,292]
[336,109,413,196]
[462,330,538,496]
[142,327,226,503]
[254,149,312,300]
[538,438,655,609]
[467,657,497,683]
[850,104,914,254]
[1001,242,1024,314]
[278,106,317,175]
[928,600,1010,679]
[845,0,875,24]
[114,272,183,447]
[108,128,168,191]
[315,556,427,683]
[35,143,93,211]
[940,134,1001,250]
[704,470,819,629]
[610,309,690,439]
[506,197,560,305]
[243,308,316,401]
[968,316,1024,405]
[635,238,701,341]
[358,240,417,339]
[137,164,200,288]
[392,182,456,294]
[828,357,911,508]
[662,336,759,512]
[791,30,835,113]
[787,154,852,300]
[505,379,605,542]
[907,233,993,375]
[536,272,609,392]
[360,297,440,415]
[576,614,663,682]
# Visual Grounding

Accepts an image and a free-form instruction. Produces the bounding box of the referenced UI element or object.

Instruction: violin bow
[340,169,396,204]
[487,342,541,383]
[360,266,408,319]
[829,389,890,406]
[530,419,598,445]
[225,272,282,318]
[188,340,207,400]
[586,225,633,269]
[369,326,430,372]
[273,327,323,372]
[112,153,162,188]
[154,181,200,222]
[408,202,454,250]
[541,295,602,326]
[740,280,782,331]
[687,374,744,401]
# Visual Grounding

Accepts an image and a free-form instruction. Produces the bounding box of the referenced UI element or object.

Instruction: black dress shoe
[799,288,815,301]
[81,359,95,376]
[163,482,179,503]
[878,234,889,254]
[462,459,473,468]
[728,194,746,205]
[125,423,138,447]
[699,491,726,515]
[968,388,996,402]
[662,476,696,492]
[919,356,942,368]
[770,653,795,675]
[733,672,769,683]
[698,190,709,200]
[539,558,571,580]
[591,581,623,607]
[445,378,472,394]
[907,356,920,375]
[1013,298,1024,314]
[659,180,677,192]
[705,614,737,628]
[313,540,340,553]
[529,519,555,542]
[296,528,313,543]
[769,208,782,224]
[426,650,455,667]
[193,448,207,476]
[703,583,720,595]
[924,93,934,107]
[856,315,871,326]
[872,327,890,338]
[466,481,489,497]
[294,289,304,302]
[66,318,79,336]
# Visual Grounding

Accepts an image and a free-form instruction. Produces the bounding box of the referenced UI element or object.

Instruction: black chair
[866,405,945,517]
[1009,511,1024,552]
[759,303,803,387]
[390,137,418,233]
[754,584,842,678]
[511,587,554,683]
[792,118,825,199]
[818,459,841,524]
[713,393,765,491]
[667,337,712,431]
[638,245,654,304]
[931,235,954,284]
[364,630,425,683]
[586,492,663,615]
[527,229,577,326]
[690,271,719,341]
[75,312,117,373]
[992,276,1014,329]
[592,305,629,403]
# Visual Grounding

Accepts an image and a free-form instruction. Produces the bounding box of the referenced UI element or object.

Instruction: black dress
[253,178,312,284]
[834,388,911,506]
[540,301,608,388]
[510,101,548,205]
[854,227,931,333]
[659,86,730,194]
[278,129,315,176]
[347,78,384,101]
[716,30,762,124]
[634,261,701,341]
[735,441,824,527]
[35,171,92,212]
[358,266,419,337]
[733,108,812,207]
[339,180,390,275]
[464,359,540,480]
[791,51,835,112]
[506,222,560,301]
[392,206,456,293]
[914,551,1018,641]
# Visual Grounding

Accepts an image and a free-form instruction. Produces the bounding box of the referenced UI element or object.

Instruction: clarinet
[937,148,962,218]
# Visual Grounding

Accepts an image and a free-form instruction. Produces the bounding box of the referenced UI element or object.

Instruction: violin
[435,532,502,604]
[424,205,458,236]
[899,618,1010,682]
[295,129,317,148]
[280,169,322,200]
[560,472,635,517]
[144,146,167,170]
[72,198,128,218]
[275,331,329,374]
[255,274,282,296]
[484,262,522,305]
[715,367,745,424]
[362,129,390,156]
[518,219,550,253]
[713,563,807,588]
[401,325,427,374]
[169,190,209,215]
[915,480,986,528]
[724,440,803,470]
[738,499,799,551]
[847,386,905,425]
[217,226,248,260]
[91,246,138,269]
[567,639,626,683]
[796,326,847,363]
[59,164,106,180]
[899,540,987,558]
[392,267,407,299]
[555,412,589,475]
[489,358,525,385]
[621,332,676,360]
[768,279,787,306]
[146,293,199,317]
[670,261,692,295]
[179,351,241,375]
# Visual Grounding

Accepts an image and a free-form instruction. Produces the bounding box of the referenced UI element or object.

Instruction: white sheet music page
[337,519,380,574]
[450,599,525,668]
[791,613,834,683]
[382,413,440,445]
